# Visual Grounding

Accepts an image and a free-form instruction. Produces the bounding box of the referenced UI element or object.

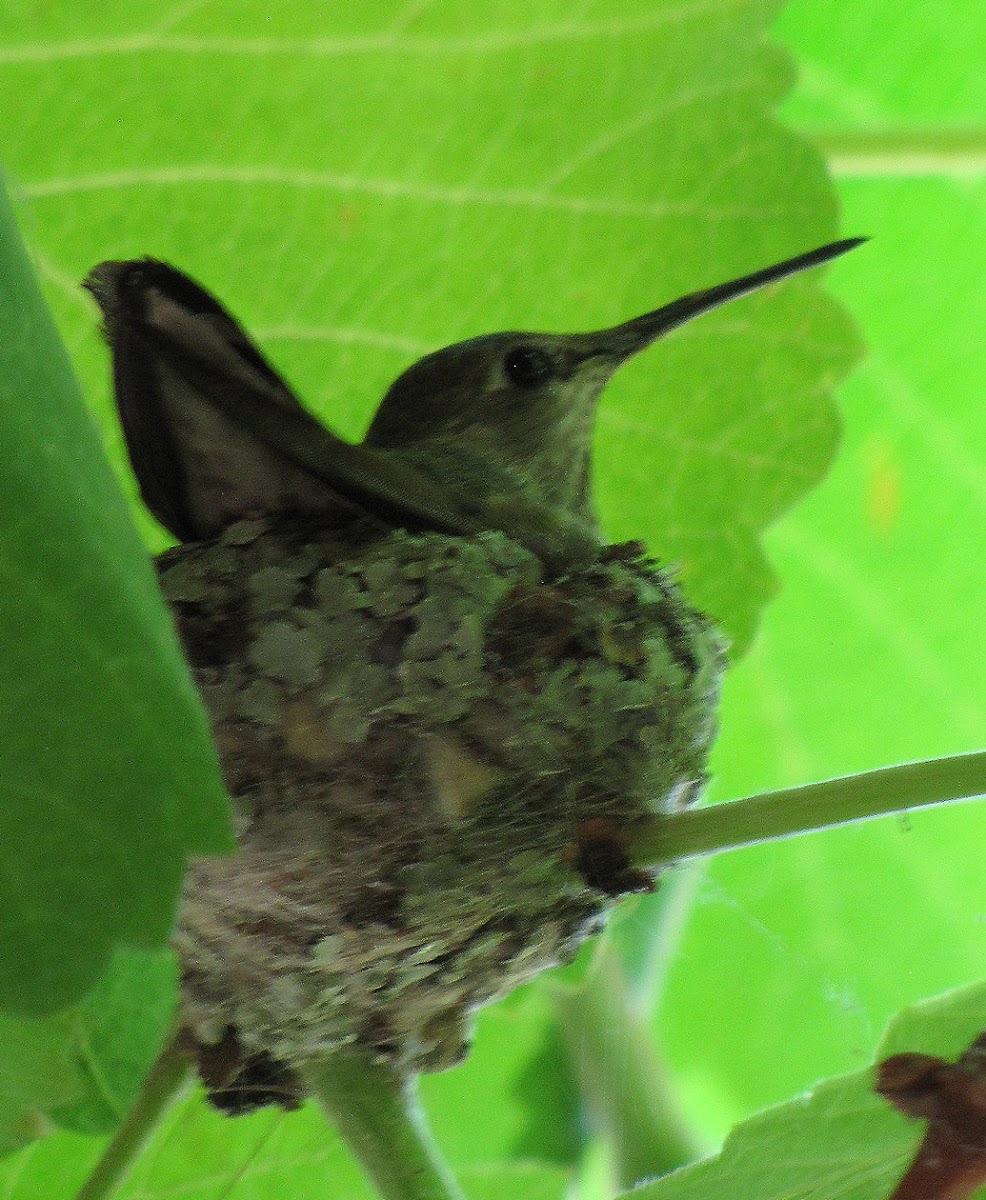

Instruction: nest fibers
[165,518,723,1112]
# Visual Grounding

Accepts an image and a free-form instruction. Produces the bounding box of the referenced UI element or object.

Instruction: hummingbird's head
[364,329,626,524]
[364,238,865,533]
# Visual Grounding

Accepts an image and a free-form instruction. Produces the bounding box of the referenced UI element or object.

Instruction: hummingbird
[83,237,863,1114]
[84,238,863,564]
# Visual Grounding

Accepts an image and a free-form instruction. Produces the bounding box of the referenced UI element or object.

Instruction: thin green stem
[552,941,700,1188]
[303,1050,464,1200]
[631,750,986,867]
[75,1036,192,1200]
[813,128,986,178]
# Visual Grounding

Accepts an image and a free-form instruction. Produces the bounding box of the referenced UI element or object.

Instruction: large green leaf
[0,183,231,1021]
[1,0,858,652]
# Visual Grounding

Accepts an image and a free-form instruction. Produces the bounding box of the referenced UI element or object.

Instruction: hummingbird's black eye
[503,345,553,389]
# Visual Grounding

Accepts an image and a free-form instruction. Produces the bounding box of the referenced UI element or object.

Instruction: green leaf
[0,1080,568,1200]
[627,980,986,1200]
[775,2,986,125]
[51,948,178,1135]
[0,0,858,652]
[421,982,582,1168]
[0,1090,365,1200]
[0,182,232,1019]
[0,949,176,1154]
[0,1009,79,1155]
[459,1162,568,1200]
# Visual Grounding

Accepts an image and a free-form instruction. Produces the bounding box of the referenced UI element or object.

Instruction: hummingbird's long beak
[587,237,866,364]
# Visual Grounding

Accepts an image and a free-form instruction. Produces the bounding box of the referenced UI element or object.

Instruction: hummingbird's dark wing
[84,259,480,543]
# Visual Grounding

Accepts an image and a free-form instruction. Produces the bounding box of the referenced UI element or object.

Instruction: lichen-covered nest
[164,516,724,1112]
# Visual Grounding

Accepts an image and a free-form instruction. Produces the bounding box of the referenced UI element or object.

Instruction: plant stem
[813,128,986,178]
[552,941,700,1189]
[631,750,986,867]
[75,1036,192,1200]
[303,1049,465,1200]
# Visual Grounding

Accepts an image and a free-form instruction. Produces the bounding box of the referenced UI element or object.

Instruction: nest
[163,516,724,1112]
